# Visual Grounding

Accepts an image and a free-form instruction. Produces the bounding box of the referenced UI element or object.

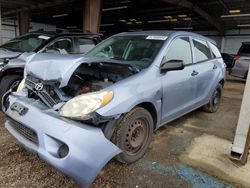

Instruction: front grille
[25,75,58,108]
[8,118,38,145]
[38,91,57,107]
[25,78,35,88]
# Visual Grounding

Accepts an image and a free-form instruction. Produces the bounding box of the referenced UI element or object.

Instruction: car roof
[114,30,216,45]
[16,31,102,53]
[242,42,250,45]
[21,30,102,38]
[116,30,173,36]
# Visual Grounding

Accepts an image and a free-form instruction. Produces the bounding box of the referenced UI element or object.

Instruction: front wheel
[203,84,222,113]
[112,107,153,164]
[0,75,22,109]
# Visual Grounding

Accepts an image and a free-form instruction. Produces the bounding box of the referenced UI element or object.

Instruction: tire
[203,84,222,113]
[0,75,22,109]
[244,72,248,79]
[111,107,153,164]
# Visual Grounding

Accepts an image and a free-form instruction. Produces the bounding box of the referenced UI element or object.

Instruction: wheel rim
[10,80,20,91]
[212,89,221,111]
[124,118,150,155]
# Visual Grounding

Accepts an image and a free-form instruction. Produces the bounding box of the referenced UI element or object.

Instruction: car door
[161,36,197,124]
[190,38,218,107]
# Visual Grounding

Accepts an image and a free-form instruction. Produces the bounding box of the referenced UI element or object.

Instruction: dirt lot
[0,75,246,188]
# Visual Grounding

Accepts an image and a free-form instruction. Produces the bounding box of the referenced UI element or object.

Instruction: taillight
[234,55,241,61]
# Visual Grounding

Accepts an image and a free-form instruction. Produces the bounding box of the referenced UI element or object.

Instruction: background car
[0,31,51,60]
[0,31,102,103]
[221,53,235,69]
[230,42,250,79]
[0,30,102,58]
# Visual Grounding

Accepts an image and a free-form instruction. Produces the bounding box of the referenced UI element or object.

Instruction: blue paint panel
[139,160,233,188]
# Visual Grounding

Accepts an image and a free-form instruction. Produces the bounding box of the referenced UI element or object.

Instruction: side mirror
[160,59,184,72]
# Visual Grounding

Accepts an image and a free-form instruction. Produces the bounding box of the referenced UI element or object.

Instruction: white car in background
[230,42,250,79]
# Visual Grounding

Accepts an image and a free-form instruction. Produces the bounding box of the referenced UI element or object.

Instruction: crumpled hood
[25,53,117,88]
[0,49,22,59]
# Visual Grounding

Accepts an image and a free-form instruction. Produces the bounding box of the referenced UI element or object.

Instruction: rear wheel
[0,75,22,109]
[203,84,222,113]
[112,107,153,164]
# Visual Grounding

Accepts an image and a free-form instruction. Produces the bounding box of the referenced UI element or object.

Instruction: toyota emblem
[34,83,43,91]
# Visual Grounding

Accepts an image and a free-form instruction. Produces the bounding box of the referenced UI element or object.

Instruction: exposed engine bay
[25,62,136,107]
[61,62,135,97]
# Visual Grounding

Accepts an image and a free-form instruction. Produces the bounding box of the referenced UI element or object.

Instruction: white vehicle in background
[230,42,250,79]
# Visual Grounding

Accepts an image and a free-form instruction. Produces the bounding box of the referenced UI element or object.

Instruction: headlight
[59,91,113,120]
[17,79,25,92]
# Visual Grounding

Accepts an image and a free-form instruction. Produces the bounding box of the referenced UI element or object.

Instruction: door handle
[213,65,218,69]
[191,70,199,76]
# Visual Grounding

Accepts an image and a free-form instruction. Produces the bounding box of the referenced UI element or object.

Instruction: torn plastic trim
[92,112,122,140]
[4,93,122,187]
[91,112,120,125]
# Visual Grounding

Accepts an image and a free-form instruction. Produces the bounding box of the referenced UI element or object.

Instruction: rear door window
[164,37,193,65]
[192,38,212,62]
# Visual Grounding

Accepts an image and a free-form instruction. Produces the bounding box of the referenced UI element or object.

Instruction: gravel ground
[0,75,245,188]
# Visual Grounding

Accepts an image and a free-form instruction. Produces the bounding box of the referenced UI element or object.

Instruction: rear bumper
[3,92,121,187]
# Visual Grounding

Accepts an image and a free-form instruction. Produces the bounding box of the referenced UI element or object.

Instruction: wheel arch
[2,68,24,77]
[102,101,159,140]
[219,79,225,87]
[136,102,158,130]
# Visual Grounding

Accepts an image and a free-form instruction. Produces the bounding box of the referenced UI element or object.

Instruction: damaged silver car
[3,31,226,187]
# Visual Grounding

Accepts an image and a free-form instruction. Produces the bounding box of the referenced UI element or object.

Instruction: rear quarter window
[192,38,212,62]
[239,44,250,55]
[209,42,222,58]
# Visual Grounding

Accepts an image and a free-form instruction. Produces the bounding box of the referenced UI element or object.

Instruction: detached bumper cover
[4,93,121,187]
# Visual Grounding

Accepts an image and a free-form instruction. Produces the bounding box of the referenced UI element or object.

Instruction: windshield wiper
[127,63,140,73]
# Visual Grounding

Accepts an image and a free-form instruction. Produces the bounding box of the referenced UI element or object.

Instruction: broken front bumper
[3,92,121,187]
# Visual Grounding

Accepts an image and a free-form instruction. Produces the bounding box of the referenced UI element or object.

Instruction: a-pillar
[83,0,102,33]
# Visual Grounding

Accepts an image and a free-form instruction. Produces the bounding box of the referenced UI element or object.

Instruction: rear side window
[209,42,222,58]
[239,44,250,54]
[77,37,95,54]
[193,38,212,62]
[165,37,192,65]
